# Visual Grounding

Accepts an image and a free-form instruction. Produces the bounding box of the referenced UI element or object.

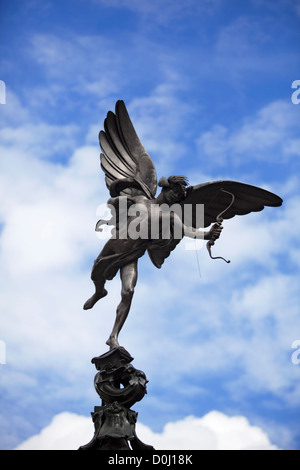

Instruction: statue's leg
[83,281,107,310]
[83,264,108,310]
[106,260,138,349]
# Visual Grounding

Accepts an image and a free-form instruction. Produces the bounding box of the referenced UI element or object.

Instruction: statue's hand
[95,219,109,232]
[207,222,223,243]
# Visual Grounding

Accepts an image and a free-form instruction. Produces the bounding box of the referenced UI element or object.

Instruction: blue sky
[0,0,300,450]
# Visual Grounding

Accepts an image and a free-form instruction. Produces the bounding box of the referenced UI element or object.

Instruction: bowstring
[194,238,202,279]
[193,187,222,279]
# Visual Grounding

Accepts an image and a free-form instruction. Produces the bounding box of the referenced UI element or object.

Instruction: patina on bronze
[84,100,283,350]
[80,100,282,451]
[79,347,153,450]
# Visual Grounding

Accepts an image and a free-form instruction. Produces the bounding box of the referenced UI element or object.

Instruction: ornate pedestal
[79,347,154,450]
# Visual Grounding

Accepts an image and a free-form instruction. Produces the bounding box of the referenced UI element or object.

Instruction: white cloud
[0,106,118,384]
[1,0,299,451]
[15,412,93,451]
[117,183,300,405]
[1,93,299,407]
[0,90,30,127]
[0,143,103,275]
[196,100,300,165]
[14,410,278,450]
[0,123,78,159]
[1,83,299,450]
[127,87,193,173]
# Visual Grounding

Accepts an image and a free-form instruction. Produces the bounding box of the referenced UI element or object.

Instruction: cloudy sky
[1,0,300,450]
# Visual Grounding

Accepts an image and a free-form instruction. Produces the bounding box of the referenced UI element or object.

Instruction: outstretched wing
[147,180,282,269]
[181,180,283,228]
[99,100,157,198]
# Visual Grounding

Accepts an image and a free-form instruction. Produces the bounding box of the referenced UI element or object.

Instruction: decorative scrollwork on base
[79,347,154,451]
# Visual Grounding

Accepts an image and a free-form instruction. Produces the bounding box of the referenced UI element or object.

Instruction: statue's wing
[147,180,282,269]
[181,180,283,228]
[99,100,157,198]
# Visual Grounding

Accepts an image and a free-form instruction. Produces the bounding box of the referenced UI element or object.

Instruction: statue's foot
[106,335,119,350]
[83,289,108,310]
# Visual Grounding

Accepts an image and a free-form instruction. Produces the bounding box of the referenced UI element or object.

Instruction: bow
[206,188,235,264]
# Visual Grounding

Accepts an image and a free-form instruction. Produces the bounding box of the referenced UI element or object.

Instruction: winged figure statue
[84,100,282,350]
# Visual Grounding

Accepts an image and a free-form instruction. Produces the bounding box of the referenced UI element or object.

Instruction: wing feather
[148,180,282,269]
[99,101,157,197]
[100,133,134,179]
[115,100,147,162]
[181,180,282,228]
[103,112,137,171]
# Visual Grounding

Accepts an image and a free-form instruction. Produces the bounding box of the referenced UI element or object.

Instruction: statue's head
[158,175,189,204]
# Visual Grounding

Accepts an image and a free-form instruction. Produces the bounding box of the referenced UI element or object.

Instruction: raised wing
[147,180,282,269]
[182,180,283,228]
[99,100,157,198]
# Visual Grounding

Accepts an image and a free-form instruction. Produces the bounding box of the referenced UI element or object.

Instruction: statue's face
[163,185,187,204]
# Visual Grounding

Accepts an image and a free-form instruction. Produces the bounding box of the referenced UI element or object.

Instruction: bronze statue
[84,100,282,350]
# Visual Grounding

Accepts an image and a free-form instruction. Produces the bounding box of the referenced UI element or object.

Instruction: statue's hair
[158,175,189,188]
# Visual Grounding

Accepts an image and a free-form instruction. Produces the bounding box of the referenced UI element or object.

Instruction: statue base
[79,347,154,451]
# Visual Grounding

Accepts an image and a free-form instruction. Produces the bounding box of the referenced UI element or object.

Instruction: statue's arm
[95,218,114,231]
[96,195,139,231]
[95,197,121,231]
[185,222,223,241]
[172,213,223,240]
